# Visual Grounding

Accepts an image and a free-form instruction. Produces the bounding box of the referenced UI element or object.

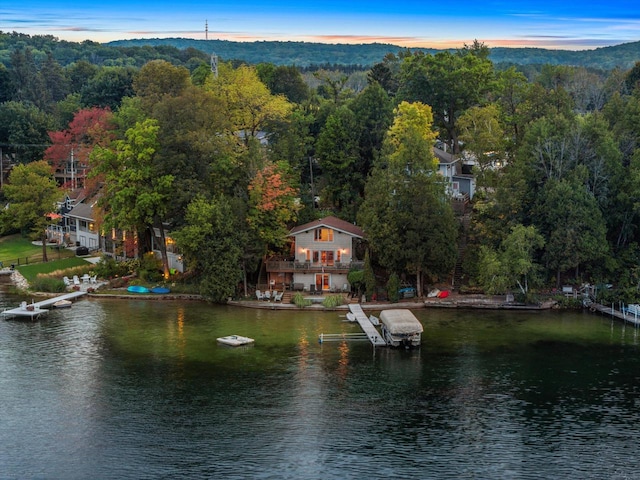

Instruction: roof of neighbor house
[289,216,364,239]
[380,309,424,335]
[67,203,93,221]
[433,147,458,165]
[67,195,99,221]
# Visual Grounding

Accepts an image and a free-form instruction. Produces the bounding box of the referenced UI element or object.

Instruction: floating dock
[1,291,87,319]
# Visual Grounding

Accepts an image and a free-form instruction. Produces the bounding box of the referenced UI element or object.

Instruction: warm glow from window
[314,228,333,242]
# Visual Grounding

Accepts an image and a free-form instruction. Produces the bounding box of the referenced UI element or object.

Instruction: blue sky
[2,0,639,50]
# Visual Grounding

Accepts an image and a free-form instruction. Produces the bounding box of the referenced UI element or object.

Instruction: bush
[387,273,400,303]
[93,256,131,278]
[322,294,345,308]
[138,252,163,282]
[292,292,312,308]
[31,276,67,293]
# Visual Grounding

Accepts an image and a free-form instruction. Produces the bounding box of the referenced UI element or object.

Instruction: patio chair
[309,284,316,295]
[90,275,98,284]
[263,290,271,301]
[63,276,71,287]
[274,291,284,302]
[255,290,264,300]
[73,275,80,286]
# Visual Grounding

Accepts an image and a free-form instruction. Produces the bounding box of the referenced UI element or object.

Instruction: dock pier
[319,304,387,346]
[1,291,87,319]
[587,300,640,326]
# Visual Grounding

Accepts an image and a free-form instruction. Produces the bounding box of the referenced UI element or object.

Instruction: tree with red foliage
[44,107,115,192]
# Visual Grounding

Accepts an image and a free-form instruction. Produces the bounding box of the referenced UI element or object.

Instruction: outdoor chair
[274,291,284,302]
[63,276,71,287]
[255,290,264,300]
[263,290,271,301]
[90,275,98,284]
[309,284,316,295]
[72,275,80,286]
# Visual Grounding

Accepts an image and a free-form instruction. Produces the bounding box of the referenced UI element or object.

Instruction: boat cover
[379,309,423,334]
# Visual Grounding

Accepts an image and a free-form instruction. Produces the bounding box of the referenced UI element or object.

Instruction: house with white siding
[265,216,364,293]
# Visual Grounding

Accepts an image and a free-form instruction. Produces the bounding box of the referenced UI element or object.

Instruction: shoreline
[5,269,559,312]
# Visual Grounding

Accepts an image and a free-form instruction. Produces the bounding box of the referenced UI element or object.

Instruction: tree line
[1,35,640,303]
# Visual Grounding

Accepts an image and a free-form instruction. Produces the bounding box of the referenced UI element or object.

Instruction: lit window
[314,228,333,242]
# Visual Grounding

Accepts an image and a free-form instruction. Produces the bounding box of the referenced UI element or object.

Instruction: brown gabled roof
[289,216,364,238]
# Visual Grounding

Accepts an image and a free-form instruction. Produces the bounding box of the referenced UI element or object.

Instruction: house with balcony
[66,198,101,250]
[265,216,364,293]
[46,193,184,273]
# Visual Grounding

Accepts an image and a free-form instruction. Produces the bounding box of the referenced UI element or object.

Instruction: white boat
[379,309,423,348]
[217,335,255,347]
[53,299,72,308]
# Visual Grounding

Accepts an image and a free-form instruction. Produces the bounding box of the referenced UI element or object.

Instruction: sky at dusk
[2,0,639,50]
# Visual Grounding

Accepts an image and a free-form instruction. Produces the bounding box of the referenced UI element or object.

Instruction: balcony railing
[266,260,364,272]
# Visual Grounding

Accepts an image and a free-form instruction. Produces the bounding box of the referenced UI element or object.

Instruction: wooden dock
[1,291,87,319]
[589,302,640,326]
[347,304,387,346]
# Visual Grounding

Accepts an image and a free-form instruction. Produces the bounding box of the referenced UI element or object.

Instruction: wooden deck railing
[265,260,364,272]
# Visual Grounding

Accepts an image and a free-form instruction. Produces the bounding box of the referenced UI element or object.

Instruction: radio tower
[205,19,208,40]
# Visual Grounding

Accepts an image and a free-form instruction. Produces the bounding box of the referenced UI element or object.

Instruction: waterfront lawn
[17,257,92,284]
[0,234,75,266]
[0,234,42,260]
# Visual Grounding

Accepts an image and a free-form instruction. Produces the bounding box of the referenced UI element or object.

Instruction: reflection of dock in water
[319,304,387,346]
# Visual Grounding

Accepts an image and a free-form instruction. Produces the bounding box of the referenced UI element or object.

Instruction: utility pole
[205,19,208,40]
[70,147,75,190]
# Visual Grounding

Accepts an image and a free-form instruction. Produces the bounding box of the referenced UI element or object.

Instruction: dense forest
[108,37,640,70]
[1,32,640,304]
[3,31,640,69]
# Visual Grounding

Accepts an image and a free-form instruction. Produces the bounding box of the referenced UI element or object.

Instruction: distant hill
[107,38,640,70]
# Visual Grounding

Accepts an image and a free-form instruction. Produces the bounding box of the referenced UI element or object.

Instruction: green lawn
[17,257,93,283]
[0,234,75,267]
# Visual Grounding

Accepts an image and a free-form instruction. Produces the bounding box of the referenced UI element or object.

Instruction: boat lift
[319,304,387,346]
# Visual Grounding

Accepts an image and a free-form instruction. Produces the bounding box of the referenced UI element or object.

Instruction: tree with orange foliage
[247,160,300,249]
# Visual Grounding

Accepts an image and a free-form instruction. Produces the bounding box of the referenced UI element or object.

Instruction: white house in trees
[265,216,364,293]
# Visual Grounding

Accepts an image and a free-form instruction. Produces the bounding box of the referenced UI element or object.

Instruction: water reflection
[2,296,640,478]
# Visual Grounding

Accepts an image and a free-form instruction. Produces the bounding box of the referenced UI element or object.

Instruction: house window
[314,228,333,242]
[312,250,334,266]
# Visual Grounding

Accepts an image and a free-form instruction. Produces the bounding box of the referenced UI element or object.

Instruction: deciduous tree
[2,161,60,262]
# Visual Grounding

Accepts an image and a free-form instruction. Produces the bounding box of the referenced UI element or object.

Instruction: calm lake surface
[1,293,639,479]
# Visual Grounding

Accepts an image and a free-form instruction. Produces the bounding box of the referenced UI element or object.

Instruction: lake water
[1,294,639,479]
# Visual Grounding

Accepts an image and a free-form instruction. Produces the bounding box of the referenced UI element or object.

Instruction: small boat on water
[53,299,72,308]
[380,309,423,348]
[217,335,255,347]
[151,287,171,294]
[127,285,150,294]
